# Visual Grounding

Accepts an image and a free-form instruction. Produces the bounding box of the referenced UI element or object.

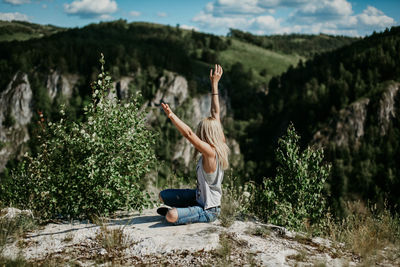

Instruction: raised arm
[210,64,223,122]
[161,103,215,157]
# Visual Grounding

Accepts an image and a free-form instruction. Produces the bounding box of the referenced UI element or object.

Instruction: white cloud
[254,15,281,31]
[180,24,199,31]
[98,14,112,20]
[212,0,266,15]
[3,0,30,5]
[258,0,308,8]
[129,11,141,17]
[357,6,395,28]
[290,0,353,23]
[192,0,396,36]
[304,0,351,16]
[0,12,29,21]
[157,12,167,17]
[193,11,253,29]
[64,0,117,19]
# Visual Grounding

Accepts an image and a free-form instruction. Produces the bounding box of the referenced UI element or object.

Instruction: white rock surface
[46,70,78,101]
[152,72,189,110]
[312,83,400,148]
[379,83,399,135]
[0,71,79,172]
[0,207,33,220]
[108,76,134,100]
[0,72,33,171]
[1,208,357,266]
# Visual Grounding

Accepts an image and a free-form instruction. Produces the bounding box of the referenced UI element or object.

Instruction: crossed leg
[159,189,198,223]
[159,192,178,223]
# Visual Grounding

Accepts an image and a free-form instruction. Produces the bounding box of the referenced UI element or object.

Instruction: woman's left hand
[210,64,223,85]
[161,102,173,118]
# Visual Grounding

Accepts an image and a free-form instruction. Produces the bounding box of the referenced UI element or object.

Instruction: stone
[0,207,34,220]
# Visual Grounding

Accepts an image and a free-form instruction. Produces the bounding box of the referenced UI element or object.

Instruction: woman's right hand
[161,102,173,118]
[210,64,223,85]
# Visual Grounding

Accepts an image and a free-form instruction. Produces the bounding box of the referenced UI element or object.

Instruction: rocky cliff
[0,72,33,171]
[312,83,400,149]
[0,71,79,171]
[0,70,240,173]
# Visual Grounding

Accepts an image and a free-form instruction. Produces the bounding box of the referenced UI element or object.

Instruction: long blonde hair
[194,117,230,170]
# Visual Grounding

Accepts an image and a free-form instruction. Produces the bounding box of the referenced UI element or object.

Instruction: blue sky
[0,0,399,36]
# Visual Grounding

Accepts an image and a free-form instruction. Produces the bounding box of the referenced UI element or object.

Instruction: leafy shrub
[0,54,156,219]
[251,123,331,231]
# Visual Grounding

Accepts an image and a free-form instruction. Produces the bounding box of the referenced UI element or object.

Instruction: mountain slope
[1,20,398,215]
[0,19,304,178]
[229,28,359,57]
[0,20,64,42]
[249,27,400,212]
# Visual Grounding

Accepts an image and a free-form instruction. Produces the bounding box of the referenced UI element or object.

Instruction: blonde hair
[194,117,230,170]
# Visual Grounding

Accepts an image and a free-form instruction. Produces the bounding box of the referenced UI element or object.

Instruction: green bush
[0,54,156,219]
[251,123,331,231]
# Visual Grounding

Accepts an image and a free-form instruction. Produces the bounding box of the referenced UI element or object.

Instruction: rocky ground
[1,207,361,266]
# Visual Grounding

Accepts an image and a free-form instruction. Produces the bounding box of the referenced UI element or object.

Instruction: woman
[158,64,229,225]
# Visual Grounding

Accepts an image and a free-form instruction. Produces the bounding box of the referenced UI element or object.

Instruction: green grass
[0,21,63,42]
[219,39,304,82]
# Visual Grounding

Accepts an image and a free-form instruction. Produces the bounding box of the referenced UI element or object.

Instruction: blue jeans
[159,189,220,225]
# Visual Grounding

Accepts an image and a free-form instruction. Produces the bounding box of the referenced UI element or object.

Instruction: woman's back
[196,155,224,209]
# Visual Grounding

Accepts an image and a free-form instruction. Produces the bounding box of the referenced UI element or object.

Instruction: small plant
[93,216,133,263]
[219,173,253,227]
[62,232,74,243]
[215,232,232,266]
[312,260,327,267]
[1,54,156,219]
[96,226,127,254]
[251,123,331,232]
[286,249,308,263]
[245,225,271,238]
[0,213,36,254]
[219,189,237,228]
[0,254,28,267]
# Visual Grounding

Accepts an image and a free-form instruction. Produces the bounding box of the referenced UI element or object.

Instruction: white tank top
[196,154,224,209]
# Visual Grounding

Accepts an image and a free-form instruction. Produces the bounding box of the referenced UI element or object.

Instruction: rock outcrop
[46,70,78,101]
[0,207,33,220]
[378,83,399,135]
[313,98,370,148]
[0,70,240,172]
[1,208,357,266]
[0,72,33,171]
[0,71,80,172]
[312,83,400,149]
[152,72,189,110]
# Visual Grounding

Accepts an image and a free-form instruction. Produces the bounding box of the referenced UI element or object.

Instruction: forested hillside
[0,20,63,42]
[229,28,359,57]
[249,27,400,214]
[1,19,398,215]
